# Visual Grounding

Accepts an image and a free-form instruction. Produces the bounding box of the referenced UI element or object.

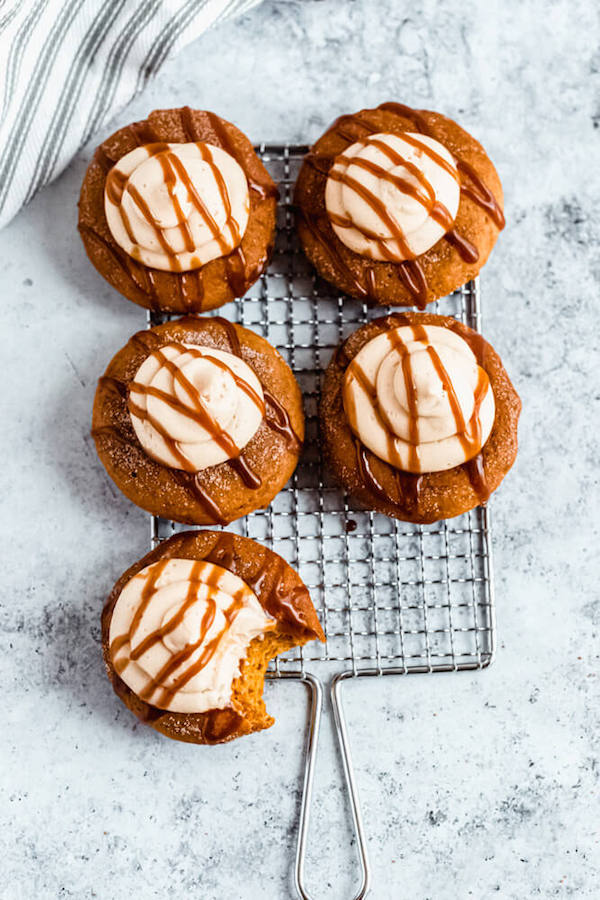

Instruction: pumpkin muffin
[320,312,520,523]
[92,316,303,525]
[78,107,277,313]
[102,530,325,744]
[295,102,504,308]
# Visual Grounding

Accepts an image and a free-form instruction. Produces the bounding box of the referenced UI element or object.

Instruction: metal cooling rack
[147,145,495,900]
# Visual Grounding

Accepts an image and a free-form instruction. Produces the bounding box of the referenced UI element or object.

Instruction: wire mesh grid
[149,143,495,678]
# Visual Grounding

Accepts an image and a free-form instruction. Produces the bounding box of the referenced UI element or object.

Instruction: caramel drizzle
[156,153,196,254]
[327,165,414,261]
[302,102,504,307]
[347,322,491,500]
[200,108,279,200]
[205,531,238,570]
[354,439,422,513]
[211,316,303,448]
[225,245,248,296]
[443,228,479,264]
[98,374,128,401]
[456,159,505,230]
[171,471,229,525]
[129,560,204,661]
[297,207,372,299]
[245,555,314,637]
[229,455,262,489]
[177,270,204,311]
[464,452,491,503]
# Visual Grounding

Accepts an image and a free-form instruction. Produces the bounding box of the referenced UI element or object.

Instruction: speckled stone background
[1,1,599,898]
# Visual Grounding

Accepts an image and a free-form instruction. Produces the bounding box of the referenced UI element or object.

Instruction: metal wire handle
[266,671,370,900]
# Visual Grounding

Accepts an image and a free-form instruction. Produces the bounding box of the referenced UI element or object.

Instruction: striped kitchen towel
[0,0,262,230]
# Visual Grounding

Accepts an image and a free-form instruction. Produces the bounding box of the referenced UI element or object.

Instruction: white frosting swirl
[109,558,275,713]
[343,325,495,473]
[325,132,460,261]
[129,342,264,471]
[104,142,250,272]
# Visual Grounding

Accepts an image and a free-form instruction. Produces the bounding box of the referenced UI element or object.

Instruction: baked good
[92,315,303,524]
[320,312,520,523]
[294,102,504,308]
[78,107,277,314]
[102,530,325,744]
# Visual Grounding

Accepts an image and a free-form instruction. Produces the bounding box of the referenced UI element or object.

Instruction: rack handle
[269,671,371,899]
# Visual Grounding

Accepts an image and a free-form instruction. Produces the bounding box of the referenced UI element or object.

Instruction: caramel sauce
[355,440,393,504]
[98,375,128,401]
[303,152,332,177]
[329,139,455,260]
[156,153,201,254]
[397,260,429,310]
[456,159,505,230]
[464,453,491,504]
[224,245,248,296]
[327,165,415,260]
[229,454,262,489]
[94,145,116,174]
[129,120,159,145]
[211,315,243,356]
[355,439,423,513]
[171,471,229,524]
[202,109,278,200]
[129,329,162,355]
[245,557,314,638]
[386,329,420,471]
[444,228,480,264]
[125,181,181,271]
[205,532,238,570]
[264,390,302,448]
[129,560,203,660]
[425,344,467,436]
[139,594,219,705]
[121,559,169,654]
[212,316,302,449]
[177,270,204,311]
[397,471,423,512]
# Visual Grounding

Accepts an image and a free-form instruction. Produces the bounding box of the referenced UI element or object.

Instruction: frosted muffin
[295,103,504,308]
[92,316,303,525]
[79,107,277,313]
[102,531,324,744]
[320,312,520,523]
